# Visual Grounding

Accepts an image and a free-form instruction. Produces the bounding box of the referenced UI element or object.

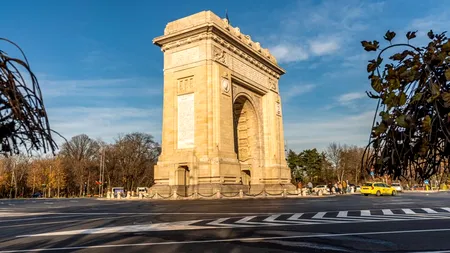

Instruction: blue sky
[2,0,449,152]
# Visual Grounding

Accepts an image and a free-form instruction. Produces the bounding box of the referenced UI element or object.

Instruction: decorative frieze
[161,32,280,79]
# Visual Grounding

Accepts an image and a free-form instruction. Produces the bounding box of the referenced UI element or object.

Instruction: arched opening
[233,95,260,185]
[176,165,189,197]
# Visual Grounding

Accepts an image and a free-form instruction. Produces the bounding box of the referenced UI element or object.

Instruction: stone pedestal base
[149,183,296,197]
[249,183,296,195]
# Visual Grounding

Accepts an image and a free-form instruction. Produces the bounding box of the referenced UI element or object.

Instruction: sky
[1,0,449,152]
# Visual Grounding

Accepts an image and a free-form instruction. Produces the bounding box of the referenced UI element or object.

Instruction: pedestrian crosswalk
[192,207,450,228]
[18,207,450,237]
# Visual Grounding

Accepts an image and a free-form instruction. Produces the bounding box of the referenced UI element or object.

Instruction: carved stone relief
[276,102,282,116]
[178,76,194,94]
[221,72,230,95]
[213,46,227,66]
[269,78,277,92]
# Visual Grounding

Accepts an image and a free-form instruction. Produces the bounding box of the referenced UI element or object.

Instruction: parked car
[360,182,398,196]
[32,192,43,198]
[391,182,403,192]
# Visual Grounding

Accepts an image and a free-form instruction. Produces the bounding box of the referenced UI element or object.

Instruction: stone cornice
[154,28,283,79]
[153,11,285,79]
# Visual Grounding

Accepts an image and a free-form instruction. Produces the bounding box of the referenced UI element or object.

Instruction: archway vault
[233,94,262,180]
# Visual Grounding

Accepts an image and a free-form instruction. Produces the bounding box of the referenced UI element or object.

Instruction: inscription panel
[231,57,267,87]
[177,93,195,149]
[171,47,200,68]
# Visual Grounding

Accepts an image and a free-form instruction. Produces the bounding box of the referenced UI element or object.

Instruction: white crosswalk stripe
[441,207,450,212]
[361,210,371,216]
[337,211,347,217]
[422,208,438,214]
[382,209,394,215]
[402,209,416,214]
[287,213,303,220]
[312,212,326,219]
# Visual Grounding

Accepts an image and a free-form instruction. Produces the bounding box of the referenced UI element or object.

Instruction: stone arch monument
[151,11,295,196]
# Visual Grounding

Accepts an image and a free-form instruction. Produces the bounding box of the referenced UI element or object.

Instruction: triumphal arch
[151,11,295,196]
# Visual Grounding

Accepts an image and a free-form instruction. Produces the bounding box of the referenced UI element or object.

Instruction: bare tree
[112,132,160,191]
[326,142,343,182]
[60,134,99,196]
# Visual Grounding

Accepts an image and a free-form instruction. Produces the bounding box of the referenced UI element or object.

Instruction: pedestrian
[307,182,313,194]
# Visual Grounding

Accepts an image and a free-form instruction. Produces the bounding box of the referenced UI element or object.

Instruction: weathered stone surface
[151,10,295,197]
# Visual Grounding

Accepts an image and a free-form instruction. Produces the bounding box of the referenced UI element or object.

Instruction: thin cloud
[338,92,365,104]
[284,110,374,152]
[270,43,309,63]
[48,106,162,146]
[282,84,316,101]
[39,77,162,98]
[309,38,340,56]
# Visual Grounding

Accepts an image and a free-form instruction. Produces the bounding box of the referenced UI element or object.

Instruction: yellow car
[360,182,398,196]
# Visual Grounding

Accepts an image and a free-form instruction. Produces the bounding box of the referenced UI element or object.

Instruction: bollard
[132,191,135,197]
[127,191,131,199]
[239,189,244,198]
[118,193,121,199]
[283,189,287,198]
[107,191,111,199]
[318,190,323,196]
[173,190,177,200]
[216,189,221,199]
[302,189,307,197]
[139,192,143,199]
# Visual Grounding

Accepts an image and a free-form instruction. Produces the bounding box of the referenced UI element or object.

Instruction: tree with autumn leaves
[362,30,450,183]
[0,132,160,198]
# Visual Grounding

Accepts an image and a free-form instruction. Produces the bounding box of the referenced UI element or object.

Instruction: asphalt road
[1,192,450,252]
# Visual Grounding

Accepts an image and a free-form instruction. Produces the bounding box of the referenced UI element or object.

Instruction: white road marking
[312,212,326,219]
[18,220,208,237]
[441,207,450,212]
[7,228,450,253]
[0,215,146,228]
[402,209,416,214]
[16,211,450,237]
[361,210,371,216]
[422,208,438,214]
[235,216,278,226]
[337,211,347,218]
[207,218,250,227]
[0,215,87,223]
[287,213,303,220]
[382,209,394,215]
[0,212,55,218]
[263,214,325,225]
